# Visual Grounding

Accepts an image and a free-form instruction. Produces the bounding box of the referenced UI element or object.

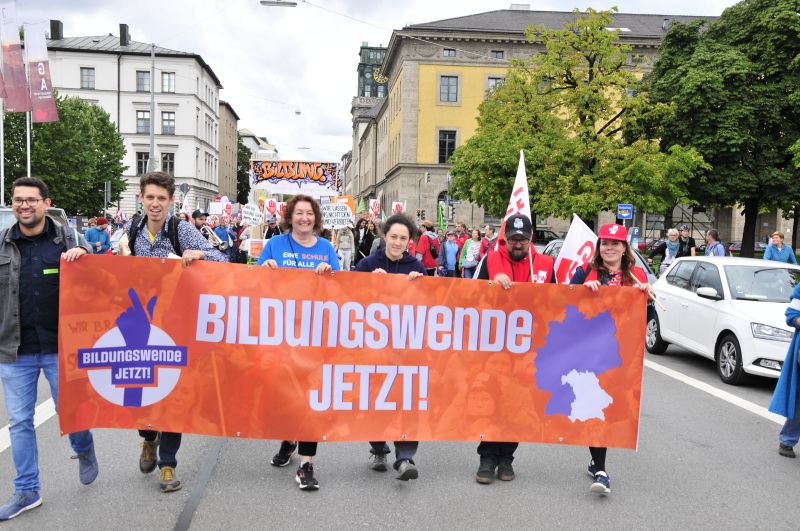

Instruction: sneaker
[72,445,99,485]
[779,444,796,458]
[295,462,319,490]
[139,433,160,474]
[590,471,611,495]
[395,460,418,481]
[475,459,496,484]
[369,453,388,472]
[271,441,298,467]
[497,458,515,481]
[0,491,42,521]
[159,466,182,493]
[587,461,598,477]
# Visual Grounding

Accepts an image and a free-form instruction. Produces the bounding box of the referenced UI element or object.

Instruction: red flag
[24,22,58,123]
[0,2,31,112]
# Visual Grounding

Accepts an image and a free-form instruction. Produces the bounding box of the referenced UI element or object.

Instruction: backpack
[127,214,182,257]
[425,234,438,259]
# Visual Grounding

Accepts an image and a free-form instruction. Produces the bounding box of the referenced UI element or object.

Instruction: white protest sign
[241,203,263,227]
[322,203,355,229]
[208,201,223,215]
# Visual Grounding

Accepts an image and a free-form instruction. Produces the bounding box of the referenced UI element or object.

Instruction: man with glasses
[0,177,97,521]
[473,213,555,484]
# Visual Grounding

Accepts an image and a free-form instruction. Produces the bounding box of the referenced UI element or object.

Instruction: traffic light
[425,172,431,184]
[420,209,426,219]
[448,205,455,221]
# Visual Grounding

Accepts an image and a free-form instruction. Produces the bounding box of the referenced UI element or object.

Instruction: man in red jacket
[415,220,440,276]
[473,213,554,484]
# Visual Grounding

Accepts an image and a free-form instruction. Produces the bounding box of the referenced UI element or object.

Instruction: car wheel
[645,311,669,354]
[716,334,748,385]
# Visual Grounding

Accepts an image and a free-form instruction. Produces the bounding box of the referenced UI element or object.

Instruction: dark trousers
[477,441,518,463]
[140,430,182,469]
[370,441,419,468]
[425,268,436,276]
[298,441,317,457]
[590,446,607,471]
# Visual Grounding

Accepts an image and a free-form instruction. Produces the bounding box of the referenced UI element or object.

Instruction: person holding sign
[257,194,340,491]
[473,213,554,484]
[569,223,649,496]
[354,214,426,481]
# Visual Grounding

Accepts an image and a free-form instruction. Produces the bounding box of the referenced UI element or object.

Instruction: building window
[631,54,647,65]
[136,110,150,134]
[443,48,456,57]
[136,152,149,175]
[438,130,457,164]
[162,72,175,93]
[490,50,505,59]
[80,67,95,89]
[487,76,503,92]
[162,153,175,175]
[162,111,175,135]
[377,85,386,98]
[439,76,459,103]
[136,70,150,92]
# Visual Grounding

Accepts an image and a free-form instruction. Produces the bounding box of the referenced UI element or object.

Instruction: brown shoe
[139,433,160,474]
[159,466,182,493]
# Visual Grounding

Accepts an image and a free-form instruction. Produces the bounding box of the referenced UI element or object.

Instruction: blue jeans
[0,353,93,493]
[779,387,800,447]
[370,441,418,468]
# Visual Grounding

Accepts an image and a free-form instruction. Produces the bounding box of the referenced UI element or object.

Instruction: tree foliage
[450,8,706,222]
[236,136,251,205]
[644,0,800,256]
[2,94,126,215]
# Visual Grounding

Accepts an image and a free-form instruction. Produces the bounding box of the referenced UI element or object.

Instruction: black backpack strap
[127,214,143,256]
[167,217,182,256]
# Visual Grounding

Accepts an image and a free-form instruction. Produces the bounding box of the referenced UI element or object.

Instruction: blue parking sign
[617,204,633,219]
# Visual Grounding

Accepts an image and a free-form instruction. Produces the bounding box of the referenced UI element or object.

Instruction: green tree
[645,0,800,256]
[236,136,251,205]
[2,94,126,215]
[450,8,705,225]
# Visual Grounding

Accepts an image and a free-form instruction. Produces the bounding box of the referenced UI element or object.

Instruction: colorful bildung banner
[251,160,339,197]
[23,21,58,122]
[59,256,647,449]
[0,2,30,112]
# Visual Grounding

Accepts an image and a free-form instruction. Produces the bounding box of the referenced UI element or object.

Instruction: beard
[509,247,529,261]
[18,212,43,228]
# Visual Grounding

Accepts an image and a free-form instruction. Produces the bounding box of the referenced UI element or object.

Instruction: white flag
[496,150,532,249]
[554,214,598,284]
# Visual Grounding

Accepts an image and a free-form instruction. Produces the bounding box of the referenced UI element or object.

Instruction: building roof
[219,100,240,121]
[405,9,715,38]
[47,34,222,88]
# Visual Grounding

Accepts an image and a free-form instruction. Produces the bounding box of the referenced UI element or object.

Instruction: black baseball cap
[192,209,207,219]
[505,213,533,240]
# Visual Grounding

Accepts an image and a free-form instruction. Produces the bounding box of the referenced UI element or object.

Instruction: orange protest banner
[59,256,647,449]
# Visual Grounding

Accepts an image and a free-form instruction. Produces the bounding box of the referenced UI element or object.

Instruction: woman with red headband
[569,223,650,496]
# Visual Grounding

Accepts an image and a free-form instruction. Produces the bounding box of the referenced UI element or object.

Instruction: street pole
[148,43,156,172]
[0,99,4,206]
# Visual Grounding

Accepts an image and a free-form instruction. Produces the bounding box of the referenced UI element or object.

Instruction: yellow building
[347,6,712,229]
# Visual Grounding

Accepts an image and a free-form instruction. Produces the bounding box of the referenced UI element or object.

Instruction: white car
[646,256,800,385]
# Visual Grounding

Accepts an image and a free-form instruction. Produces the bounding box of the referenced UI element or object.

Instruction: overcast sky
[19,0,738,161]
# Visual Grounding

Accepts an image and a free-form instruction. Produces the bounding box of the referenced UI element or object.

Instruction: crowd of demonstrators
[355,214,426,481]
[84,216,111,255]
[256,194,340,491]
[459,228,482,279]
[764,231,797,264]
[0,177,98,521]
[570,223,650,495]
[125,172,228,494]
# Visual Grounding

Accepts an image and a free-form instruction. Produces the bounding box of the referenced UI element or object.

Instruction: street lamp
[260,1,298,6]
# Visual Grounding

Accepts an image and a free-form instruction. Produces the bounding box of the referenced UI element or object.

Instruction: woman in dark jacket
[355,214,425,481]
[355,219,377,265]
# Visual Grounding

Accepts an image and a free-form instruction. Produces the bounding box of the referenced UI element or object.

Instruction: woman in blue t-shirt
[257,194,340,491]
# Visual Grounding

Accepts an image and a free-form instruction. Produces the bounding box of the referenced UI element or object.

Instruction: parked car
[728,241,768,253]
[533,229,560,251]
[541,239,657,285]
[646,256,800,385]
[0,206,70,231]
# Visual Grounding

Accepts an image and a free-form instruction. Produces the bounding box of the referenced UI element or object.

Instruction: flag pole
[1,99,4,206]
[25,110,30,177]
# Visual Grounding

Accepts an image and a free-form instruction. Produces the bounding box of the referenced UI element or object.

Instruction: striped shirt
[125,214,228,262]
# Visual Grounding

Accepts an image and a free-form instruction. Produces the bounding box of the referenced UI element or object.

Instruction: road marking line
[645,359,784,425]
[0,398,57,453]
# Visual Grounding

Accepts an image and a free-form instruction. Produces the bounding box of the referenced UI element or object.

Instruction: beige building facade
[218,101,240,201]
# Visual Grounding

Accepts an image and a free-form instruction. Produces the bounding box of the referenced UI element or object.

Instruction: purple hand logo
[77,289,188,408]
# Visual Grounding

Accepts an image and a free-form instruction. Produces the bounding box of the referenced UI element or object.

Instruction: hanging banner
[58,256,647,449]
[23,21,58,123]
[0,2,31,112]
[250,160,340,198]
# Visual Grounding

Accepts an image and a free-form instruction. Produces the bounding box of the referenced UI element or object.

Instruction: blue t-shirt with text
[256,233,341,270]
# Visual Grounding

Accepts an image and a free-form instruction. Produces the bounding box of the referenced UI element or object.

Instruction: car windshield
[0,210,14,231]
[724,265,800,302]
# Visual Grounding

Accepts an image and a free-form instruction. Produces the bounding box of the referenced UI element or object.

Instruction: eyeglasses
[507,238,529,246]
[12,197,44,206]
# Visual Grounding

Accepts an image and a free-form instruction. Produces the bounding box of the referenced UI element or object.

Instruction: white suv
[646,256,799,385]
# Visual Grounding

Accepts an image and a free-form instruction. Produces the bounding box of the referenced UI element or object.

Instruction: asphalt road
[1,345,797,530]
